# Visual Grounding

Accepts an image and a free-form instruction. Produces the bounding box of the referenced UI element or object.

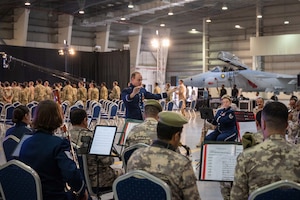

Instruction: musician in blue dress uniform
[121,71,171,120]
[205,94,237,141]
[19,100,88,200]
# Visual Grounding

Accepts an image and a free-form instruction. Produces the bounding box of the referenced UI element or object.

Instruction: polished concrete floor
[0,111,223,200]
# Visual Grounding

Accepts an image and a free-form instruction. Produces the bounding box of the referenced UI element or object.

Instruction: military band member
[88,82,99,102]
[69,108,122,188]
[12,81,21,103]
[121,71,170,120]
[230,102,300,200]
[205,94,237,141]
[44,81,53,100]
[19,84,29,105]
[125,99,162,147]
[287,95,299,142]
[127,111,201,200]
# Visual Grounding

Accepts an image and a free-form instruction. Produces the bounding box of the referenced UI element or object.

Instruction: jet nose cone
[182,77,194,86]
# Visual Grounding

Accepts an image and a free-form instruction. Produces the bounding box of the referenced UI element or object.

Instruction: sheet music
[123,122,140,145]
[89,126,117,156]
[200,143,243,181]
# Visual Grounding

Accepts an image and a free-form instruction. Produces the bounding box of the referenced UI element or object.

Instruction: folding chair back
[0,160,42,200]
[3,135,20,161]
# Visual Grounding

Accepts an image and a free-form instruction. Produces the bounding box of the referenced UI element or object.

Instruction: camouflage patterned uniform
[70,127,120,188]
[125,118,157,147]
[100,85,108,100]
[287,108,300,142]
[109,85,121,100]
[90,87,99,102]
[127,144,201,200]
[62,84,75,105]
[77,86,87,103]
[230,134,300,200]
[34,84,46,102]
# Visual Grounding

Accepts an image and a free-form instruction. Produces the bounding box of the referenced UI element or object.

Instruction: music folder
[89,125,117,156]
[11,134,33,157]
[199,107,214,120]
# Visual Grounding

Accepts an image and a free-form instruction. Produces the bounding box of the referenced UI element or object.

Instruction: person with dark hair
[69,108,122,189]
[100,82,108,100]
[231,84,238,99]
[230,102,300,200]
[153,82,161,94]
[219,84,227,98]
[121,71,172,120]
[127,111,200,200]
[253,96,264,114]
[62,80,75,105]
[88,82,99,102]
[4,105,32,152]
[19,100,88,200]
[125,99,162,147]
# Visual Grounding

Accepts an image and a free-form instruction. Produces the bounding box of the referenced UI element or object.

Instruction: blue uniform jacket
[19,131,85,200]
[121,84,167,120]
[5,122,33,139]
[212,107,237,134]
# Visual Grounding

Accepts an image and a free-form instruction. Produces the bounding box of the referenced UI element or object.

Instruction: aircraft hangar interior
[1,1,300,200]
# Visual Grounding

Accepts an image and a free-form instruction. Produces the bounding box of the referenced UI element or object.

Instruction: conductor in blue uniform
[122,71,171,120]
[19,100,88,200]
[205,95,237,141]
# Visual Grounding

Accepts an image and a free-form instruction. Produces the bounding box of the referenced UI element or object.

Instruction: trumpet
[179,142,191,156]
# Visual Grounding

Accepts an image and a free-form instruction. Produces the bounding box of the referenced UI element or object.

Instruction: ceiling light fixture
[188,29,200,34]
[168,10,174,16]
[25,1,31,6]
[284,20,289,24]
[257,14,262,19]
[79,10,85,14]
[128,2,134,9]
[160,23,166,27]
[235,24,243,29]
[206,18,211,23]
[222,4,228,10]
[120,16,126,21]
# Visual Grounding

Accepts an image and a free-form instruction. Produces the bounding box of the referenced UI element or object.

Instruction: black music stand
[198,108,215,147]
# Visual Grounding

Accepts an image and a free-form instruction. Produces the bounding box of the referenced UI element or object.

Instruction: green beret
[158,111,188,127]
[221,94,232,101]
[145,99,162,112]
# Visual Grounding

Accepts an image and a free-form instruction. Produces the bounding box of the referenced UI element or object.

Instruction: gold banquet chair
[113,170,171,200]
[0,160,42,200]
[248,180,300,200]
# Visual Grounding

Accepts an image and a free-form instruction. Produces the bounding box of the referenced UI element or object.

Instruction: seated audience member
[252,97,264,114]
[205,94,237,141]
[19,100,88,200]
[230,102,300,200]
[5,105,32,139]
[127,111,200,200]
[69,108,122,189]
[125,99,162,147]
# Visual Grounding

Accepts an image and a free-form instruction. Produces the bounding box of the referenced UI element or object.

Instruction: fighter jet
[183,51,298,94]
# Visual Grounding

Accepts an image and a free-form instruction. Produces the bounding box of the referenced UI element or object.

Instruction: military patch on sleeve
[229,113,233,119]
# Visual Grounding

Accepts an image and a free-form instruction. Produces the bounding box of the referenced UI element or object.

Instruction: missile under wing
[183,51,298,94]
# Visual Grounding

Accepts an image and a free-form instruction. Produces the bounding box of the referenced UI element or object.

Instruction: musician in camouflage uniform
[125,99,162,147]
[69,108,122,188]
[230,102,300,200]
[127,111,201,200]
[88,82,99,102]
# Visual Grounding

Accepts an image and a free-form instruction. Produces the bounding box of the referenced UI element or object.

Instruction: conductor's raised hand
[130,86,142,98]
